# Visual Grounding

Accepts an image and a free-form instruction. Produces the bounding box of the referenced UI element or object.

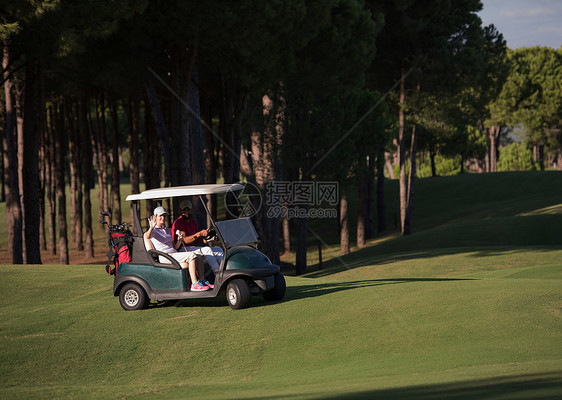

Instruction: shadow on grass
[146,298,228,309]
[143,278,473,309]
[246,372,562,400]
[303,245,562,279]
[300,213,562,279]
[284,278,475,302]
[320,372,562,400]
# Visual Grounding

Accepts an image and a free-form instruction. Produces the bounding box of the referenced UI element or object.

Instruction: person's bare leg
[196,257,205,281]
[188,259,198,284]
[180,261,198,284]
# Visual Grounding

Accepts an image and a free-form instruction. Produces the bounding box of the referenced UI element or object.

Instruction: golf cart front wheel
[226,279,251,310]
[119,283,148,311]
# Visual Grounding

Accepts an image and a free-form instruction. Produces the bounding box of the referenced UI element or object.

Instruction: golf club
[100,220,114,247]
[100,210,112,225]
[176,230,188,252]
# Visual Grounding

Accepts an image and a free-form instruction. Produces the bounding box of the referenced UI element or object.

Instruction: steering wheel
[205,227,217,242]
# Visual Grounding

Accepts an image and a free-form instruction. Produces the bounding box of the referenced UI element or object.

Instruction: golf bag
[105,226,133,276]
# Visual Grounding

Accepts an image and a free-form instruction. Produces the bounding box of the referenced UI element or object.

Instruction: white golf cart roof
[125,184,244,201]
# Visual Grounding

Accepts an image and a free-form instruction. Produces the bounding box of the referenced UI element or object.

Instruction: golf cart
[107,184,286,310]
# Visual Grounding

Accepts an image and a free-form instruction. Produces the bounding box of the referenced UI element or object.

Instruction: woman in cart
[145,206,211,291]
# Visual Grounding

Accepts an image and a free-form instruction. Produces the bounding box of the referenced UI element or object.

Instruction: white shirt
[150,226,177,253]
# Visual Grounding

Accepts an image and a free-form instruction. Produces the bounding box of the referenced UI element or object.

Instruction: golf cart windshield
[215,218,259,247]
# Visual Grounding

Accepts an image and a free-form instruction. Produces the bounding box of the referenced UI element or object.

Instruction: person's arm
[182,229,208,245]
[144,215,157,240]
[174,231,185,250]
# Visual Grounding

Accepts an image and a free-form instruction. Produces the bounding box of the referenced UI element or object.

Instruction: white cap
[154,206,168,216]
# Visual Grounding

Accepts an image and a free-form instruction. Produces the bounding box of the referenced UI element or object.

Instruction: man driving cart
[171,199,224,272]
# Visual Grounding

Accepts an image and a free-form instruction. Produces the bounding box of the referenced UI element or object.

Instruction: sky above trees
[478,0,562,49]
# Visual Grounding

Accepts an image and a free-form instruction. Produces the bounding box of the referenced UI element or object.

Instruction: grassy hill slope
[302,171,562,272]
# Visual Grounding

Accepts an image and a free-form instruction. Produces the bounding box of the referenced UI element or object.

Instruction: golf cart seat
[143,236,182,270]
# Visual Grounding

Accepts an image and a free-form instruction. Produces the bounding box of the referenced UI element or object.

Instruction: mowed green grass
[0,251,561,399]
[1,171,562,399]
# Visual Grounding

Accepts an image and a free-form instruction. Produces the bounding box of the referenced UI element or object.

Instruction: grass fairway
[1,172,562,399]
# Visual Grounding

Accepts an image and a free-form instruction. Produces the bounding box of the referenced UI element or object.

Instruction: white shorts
[183,246,224,270]
[159,251,199,265]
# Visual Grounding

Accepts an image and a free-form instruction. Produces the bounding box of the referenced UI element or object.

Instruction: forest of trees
[1,1,561,272]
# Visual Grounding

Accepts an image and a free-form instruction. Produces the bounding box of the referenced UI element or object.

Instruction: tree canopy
[1,0,560,270]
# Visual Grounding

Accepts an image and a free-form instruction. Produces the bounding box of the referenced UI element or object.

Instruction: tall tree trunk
[376,150,386,233]
[168,49,181,192]
[145,77,171,181]
[488,126,500,173]
[249,94,282,265]
[126,98,140,232]
[39,104,46,251]
[398,65,408,235]
[81,96,94,258]
[2,41,23,263]
[282,217,290,255]
[127,99,140,195]
[66,100,77,246]
[231,119,242,183]
[357,172,366,249]
[94,94,109,222]
[168,44,196,219]
[430,149,437,177]
[74,100,83,249]
[295,214,307,276]
[15,80,26,262]
[89,97,103,226]
[538,144,545,171]
[219,75,245,185]
[403,123,418,235]
[204,98,217,224]
[110,100,121,223]
[358,153,375,244]
[384,151,396,179]
[365,154,375,240]
[22,59,42,264]
[340,193,350,255]
[220,99,243,221]
[67,98,83,250]
[143,95,160,222]
[189,62,206,229]
[189,63,205,186]
[0,108,3,203]
[46,106,56,255]
[55,101,68,264]
[100,97,109,218]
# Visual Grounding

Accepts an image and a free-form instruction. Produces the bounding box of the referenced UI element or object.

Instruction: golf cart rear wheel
[226,279,251,310]
[263,272,286,302]
[119,283,148,311]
